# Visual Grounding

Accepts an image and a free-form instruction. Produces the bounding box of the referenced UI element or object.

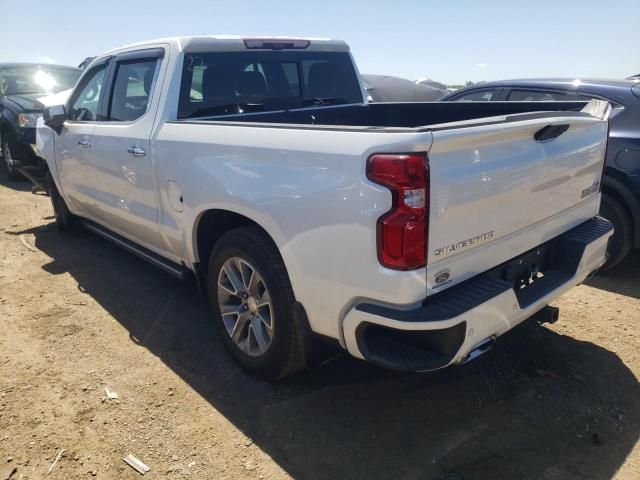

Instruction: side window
[452,89,497,102]
[108,59,158,122]
[68,65,107,121]
[507,89,577,101]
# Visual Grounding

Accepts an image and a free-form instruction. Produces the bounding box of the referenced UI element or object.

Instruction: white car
[38,35,613,379]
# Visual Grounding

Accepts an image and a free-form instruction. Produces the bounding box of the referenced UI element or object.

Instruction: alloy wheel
[217,257,274,357]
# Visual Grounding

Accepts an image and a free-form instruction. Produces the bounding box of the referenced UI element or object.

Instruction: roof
[456,77,639,90]
[100,35,350,56]
[416,78,448,90]
[0,62,80,71]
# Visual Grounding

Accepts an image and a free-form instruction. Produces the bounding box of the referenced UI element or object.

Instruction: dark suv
[0,63,81,179]
[442,78,640,269]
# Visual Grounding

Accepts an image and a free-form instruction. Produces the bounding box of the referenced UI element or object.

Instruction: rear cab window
[178,51,363,118]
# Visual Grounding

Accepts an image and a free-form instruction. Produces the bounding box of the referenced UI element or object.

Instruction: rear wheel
[2,141,22,180]
[207,226,304,380]
[46,171,76,232]
[599,194,633,270]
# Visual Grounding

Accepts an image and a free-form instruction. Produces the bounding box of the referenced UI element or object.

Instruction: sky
[1,0,639,84]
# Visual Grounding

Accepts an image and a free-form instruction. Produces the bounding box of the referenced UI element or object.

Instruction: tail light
[366,153,429,270]
[599,120,610,192]
[243,38,310,50]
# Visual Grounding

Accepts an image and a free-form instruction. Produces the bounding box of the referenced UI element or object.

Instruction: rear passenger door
[89,47,166,251]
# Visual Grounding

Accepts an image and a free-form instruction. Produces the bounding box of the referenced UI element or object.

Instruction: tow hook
[532,305,560,325]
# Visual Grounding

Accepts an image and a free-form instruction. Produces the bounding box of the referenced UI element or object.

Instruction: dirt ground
[0,169,638,480]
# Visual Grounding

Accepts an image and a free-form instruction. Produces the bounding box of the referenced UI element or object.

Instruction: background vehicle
[362,74,447,101]
[0,63,81,179]
[39,36,612,380]
[416,77,448,91]
[35,88,74,109]
[442,78,640,269]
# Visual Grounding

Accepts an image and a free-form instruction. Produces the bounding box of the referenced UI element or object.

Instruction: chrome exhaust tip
[462,336,496,364]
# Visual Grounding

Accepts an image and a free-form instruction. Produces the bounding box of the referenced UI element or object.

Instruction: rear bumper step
[343,217,614,372]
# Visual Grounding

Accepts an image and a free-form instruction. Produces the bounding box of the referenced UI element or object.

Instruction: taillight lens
[600,120,610,192]
[366,153,429,270]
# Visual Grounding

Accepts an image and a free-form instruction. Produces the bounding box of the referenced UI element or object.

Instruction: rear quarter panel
[153,122,433,341]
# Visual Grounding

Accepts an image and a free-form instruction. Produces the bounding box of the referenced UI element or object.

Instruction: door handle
[534,124,570,142]
[78,139,91,148]
[127,146,146,157]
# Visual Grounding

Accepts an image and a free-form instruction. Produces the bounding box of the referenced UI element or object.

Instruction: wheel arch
[191,208,292,288]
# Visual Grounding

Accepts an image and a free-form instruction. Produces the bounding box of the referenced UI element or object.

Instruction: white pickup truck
[38,36,613,379]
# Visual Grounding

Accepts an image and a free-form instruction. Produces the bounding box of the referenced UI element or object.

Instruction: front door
[56,61,109,217]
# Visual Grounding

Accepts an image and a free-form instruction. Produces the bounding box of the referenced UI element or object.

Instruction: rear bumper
[342,216,614,371]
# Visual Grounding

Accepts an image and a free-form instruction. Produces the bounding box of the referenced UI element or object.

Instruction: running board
[79,219,192,281]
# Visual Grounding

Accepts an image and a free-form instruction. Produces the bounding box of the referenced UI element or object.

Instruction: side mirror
[43,105,66,135]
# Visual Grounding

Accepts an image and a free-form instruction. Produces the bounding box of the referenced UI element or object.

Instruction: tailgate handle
[534,124,570,142]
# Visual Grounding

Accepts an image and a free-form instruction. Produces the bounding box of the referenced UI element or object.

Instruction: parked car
[362,74,447,102]
[441,78,640,269]
[38,36,612,380]
[416,77,448,91]
[0,63,81,179]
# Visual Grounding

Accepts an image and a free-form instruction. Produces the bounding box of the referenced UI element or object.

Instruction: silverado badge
[434,231,495,256]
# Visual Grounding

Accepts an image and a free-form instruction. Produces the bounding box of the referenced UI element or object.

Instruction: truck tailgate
[426,102,610,294]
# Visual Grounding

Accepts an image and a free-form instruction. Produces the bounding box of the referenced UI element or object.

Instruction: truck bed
[175,101,590,130]
[166,98,610,300]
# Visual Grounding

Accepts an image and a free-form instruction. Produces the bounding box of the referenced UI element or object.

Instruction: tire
[2,141,23,180]
[207,226,304,380]
[599,194,633,270]
[46,171,76,232]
